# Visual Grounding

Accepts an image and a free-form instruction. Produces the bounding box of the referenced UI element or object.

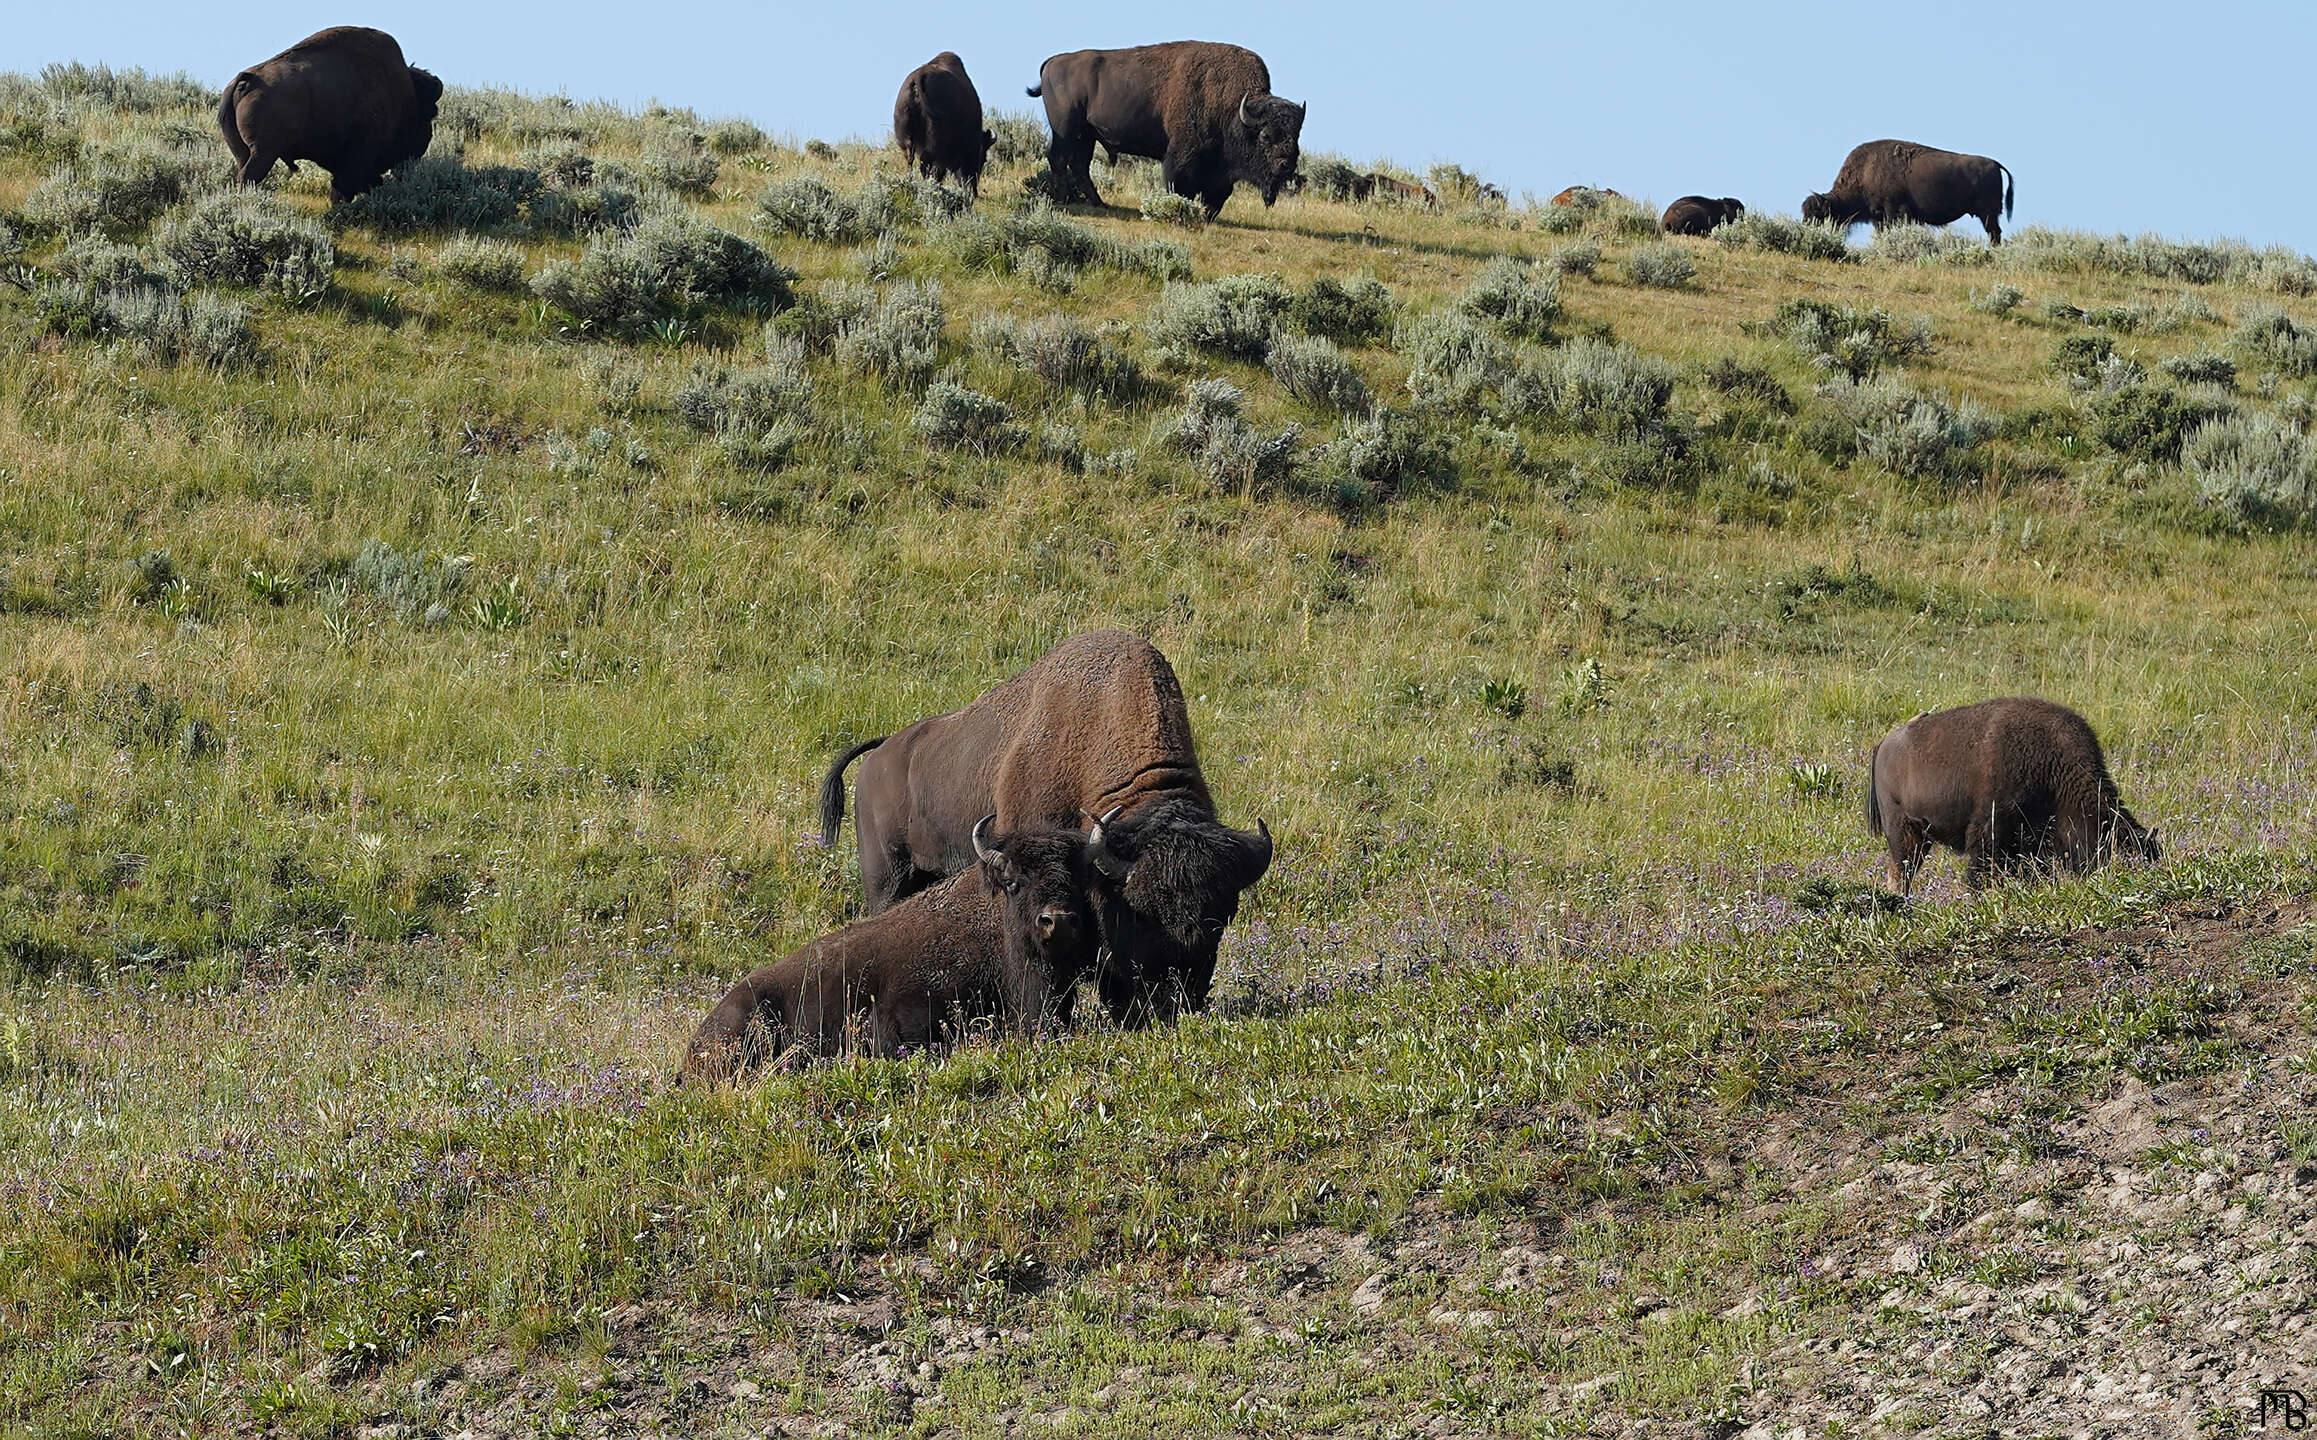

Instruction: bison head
[2107,806,2163,867]
[1718,197,1746,222]
[972,815,1095,1001]
[1236,92,1306,206]
[1084,799,1272,1019]
[391,66,445,171]
[1801,191,1863,226]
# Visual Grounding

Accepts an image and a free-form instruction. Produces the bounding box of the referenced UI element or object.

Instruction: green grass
[2,70,2317,1433]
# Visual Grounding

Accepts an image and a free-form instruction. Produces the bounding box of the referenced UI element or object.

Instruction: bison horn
[1237,817,1274,884]
[1239,92,1254,127]
[1085,805,1131,881]
[972,813,1000,865]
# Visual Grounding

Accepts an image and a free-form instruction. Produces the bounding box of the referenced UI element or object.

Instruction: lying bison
[821,630,1272,1023]
[218,26,442,203]
[1550,185,1620,207]
[1352,172,1437,208]
[679,820,1094,1081]
[1661,195,1744,236]
[894,52,994,201]
[1028,41,1304,219]
[1803,140,2014,244]
[1866,697,2160,896]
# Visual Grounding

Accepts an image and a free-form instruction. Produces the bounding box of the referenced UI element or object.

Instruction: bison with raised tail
[1660,195,1744,236]
[894,52,995,201]
[218,26,442,203]
[1865,697,2160,896]
[1803,139,2014,244]
[679,819,1095,1081]
[820,629,1272,1024]
[1027,41,1304,220]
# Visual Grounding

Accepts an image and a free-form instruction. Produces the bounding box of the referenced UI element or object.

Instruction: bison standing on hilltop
[1027,41,1305,219]
[1660,195,1744,236]
[1865,697,2160,896]
[894,52,995,201]
[218,26,442,203]
[679,820,1096,1081]
[820,630,1272,1024]
[1803,139,2014,243]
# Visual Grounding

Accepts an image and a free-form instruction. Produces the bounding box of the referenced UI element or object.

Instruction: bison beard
[217,26,441,203]
[1028,41,1304,220]
[1864,696,2160,896]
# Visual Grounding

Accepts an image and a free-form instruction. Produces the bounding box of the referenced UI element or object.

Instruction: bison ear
[409,68,444,104]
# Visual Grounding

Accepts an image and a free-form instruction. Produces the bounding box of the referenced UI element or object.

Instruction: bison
[820,629,1272,1023]
[1550,186,1621,207]
[1660,195,1744,236]
[1356,172,1438,208]
[679,819,1095,1082]
[218,26,442,203]
[1865,697,2160,896]
[1803,140,2014,244]
[894,52,995,202]
[1027,41,1304,220]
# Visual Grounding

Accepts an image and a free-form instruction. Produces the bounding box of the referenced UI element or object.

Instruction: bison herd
[189,29,2123,1080]
[216,28,2015,241]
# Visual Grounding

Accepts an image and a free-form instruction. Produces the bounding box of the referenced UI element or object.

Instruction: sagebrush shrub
[913,381,1022,453]
[2184,412,2317,522]
[154,191,334,299]
[640,130,719,196]
[1771,299,1934,380]
[983,110,1048,165]
[437,237,528,290]
[2232,304,2317,378]
[1327,407,1451,503]
[1700,356,1794,413]
[1548,242,1602,278]
[2087,381,2229,464]
[2161,351,2237,387]
[939,204,1188,289]
[2085,304,2147,332]
[38,277,256,367]
[675,345,815,436]
[1139,192,1205,228]
[774,279,878,352]
[1714,212,1854,263]
[1624,242,1697,288]
[35,61,210,113]
[1818,376,1996,482]
[1149,274,1292,363]
[1524,336,1679,438]
[1300,156,1361,202]
[1288,274,1394,344]
[25,140,226,234]
[51,235,168,292]
[1160,379,1300,491]
[705,119,768,155]
[348,538,469,624]
[1869,223,1988,265]
[973,313,1142,398]
[755,175,880,244]
[530,210,795,332]
[1971,283,2026,316]
[1458,256,1559,340]
[2050,333,2117,379]
[1398,310,1517,410]
[347,157,636,235]
[1266,332,1372,415]
[833,280,945,387]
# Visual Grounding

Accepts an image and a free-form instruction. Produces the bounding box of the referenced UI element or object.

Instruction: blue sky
[13,1,2313,251]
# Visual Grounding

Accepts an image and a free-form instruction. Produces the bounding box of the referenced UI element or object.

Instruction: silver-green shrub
[1714,212,1854,263]
[1266,332,1372,415]
[2184,412,2317,522]
[938,204,1188,288]
[2231,304,2317,378]
[913,381,1022,453]
[1139,192,1205,228]
[1519,336,1679,438]
[1288,273,1394,343]
[1970,283,2025,316]
[833,279,945,387]
[530,210,795,331]
[1771,299,1935,380]
[2161,351,2237,387]
[1868,223,1988,266]
[1624,242,1697,288]
[51,235,168,292]
[1548,242,1602,278]
[24,139,226,234]
[1818,376,1997,482]
[1458,256,1559,339]
[1159,379,1300,490]
[155,191,333,299]
[1327,408,1452,502]
[1148,274,1292,363]
[1398,310,1518,409]
[437,237,528,291]
[983,110,1048,165]
[974,313,1142,397]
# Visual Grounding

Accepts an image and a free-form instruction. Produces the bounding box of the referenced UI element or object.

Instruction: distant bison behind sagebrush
[1660,195,1744,236]
[1865,697,2160,895]
[893,51,993,201]
[1804,139,2014,244]
[217,26,442,203]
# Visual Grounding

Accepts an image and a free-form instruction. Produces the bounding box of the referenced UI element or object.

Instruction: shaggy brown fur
[1027,42,1304,219]
[893,52,993,201]
[679,824,1093,1082]
[1660,195,1744,235]
[820,630,1270,1023]
[1803,139,2014,243]
[217,26,442,203]
[1865,697,2160,896]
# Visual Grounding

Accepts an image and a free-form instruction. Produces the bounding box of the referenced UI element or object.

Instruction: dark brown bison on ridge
[1660,195,1744,236]
[820,630,1272,1024]
[1865,697,2160,896]
[893,52,994,201]
[1803,139,2014,243]
[218,26,442,203]
[679,821,1095,1082]
[1027,41,1304,219]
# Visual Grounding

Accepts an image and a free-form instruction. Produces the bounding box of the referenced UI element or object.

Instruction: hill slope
[2,67,2315,1435]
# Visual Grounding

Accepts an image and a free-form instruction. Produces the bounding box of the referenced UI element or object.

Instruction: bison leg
[1982,212,2003,245]
[235,146,281,187]
[1884,821,1930,897]
[1047,133,1099,206]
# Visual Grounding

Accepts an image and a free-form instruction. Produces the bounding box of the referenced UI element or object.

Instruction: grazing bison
[1660,195,1744,236]
[1803,140,2014,244]
[1865,697,2160,896]
[820,629,1272,1023]
[218,26,442,203]
[679,820,1094,1081]
[893,52,995,201]
[1550,185,1621,207]
[1027,41,1305,219]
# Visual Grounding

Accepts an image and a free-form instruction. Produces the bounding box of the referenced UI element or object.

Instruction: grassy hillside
[2,64,2315,1435]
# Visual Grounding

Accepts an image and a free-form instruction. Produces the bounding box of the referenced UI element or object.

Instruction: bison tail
[1862,740,1884,837]
[1025,83,1043,97]
[216,77,254,161]
[817,735,887,848]
[2001,164,2015,219]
